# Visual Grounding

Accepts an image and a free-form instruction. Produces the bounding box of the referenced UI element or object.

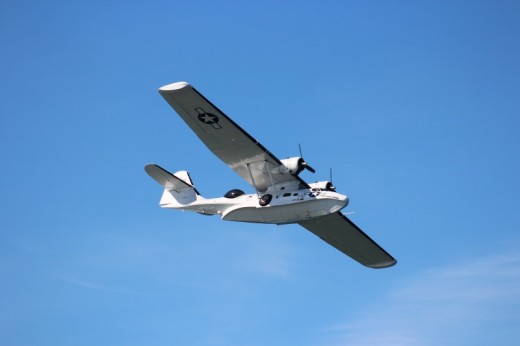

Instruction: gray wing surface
[158,82,308,192]
[298,212,396,268]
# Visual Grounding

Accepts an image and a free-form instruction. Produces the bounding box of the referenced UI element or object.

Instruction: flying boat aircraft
[145,81,396,268]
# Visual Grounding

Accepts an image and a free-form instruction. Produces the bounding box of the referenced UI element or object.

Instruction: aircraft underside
[163,190,349,225]
[222,196,348,224]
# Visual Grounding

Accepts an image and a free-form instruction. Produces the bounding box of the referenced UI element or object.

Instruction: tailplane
[145,164,204,207]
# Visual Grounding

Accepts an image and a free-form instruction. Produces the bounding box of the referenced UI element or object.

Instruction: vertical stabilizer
[145,164,204,207]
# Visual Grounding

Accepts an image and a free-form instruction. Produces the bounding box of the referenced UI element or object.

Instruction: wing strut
[265,161,279,197]
[246,162,261,198]
[246,160,280,197]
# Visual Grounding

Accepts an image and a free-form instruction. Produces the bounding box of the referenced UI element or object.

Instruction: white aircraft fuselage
[160,188,349,225]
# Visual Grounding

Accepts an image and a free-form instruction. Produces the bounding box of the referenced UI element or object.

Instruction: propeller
[329,168,336,191]
[298,144,316,173]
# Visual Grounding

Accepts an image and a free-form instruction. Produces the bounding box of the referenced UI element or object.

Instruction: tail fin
[145,164,204,207]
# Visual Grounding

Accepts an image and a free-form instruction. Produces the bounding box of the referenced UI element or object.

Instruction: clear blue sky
[1,1,519,345]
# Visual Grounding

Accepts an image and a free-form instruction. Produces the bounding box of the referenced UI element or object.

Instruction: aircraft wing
[158,82,308,192]
[298,212,396,268]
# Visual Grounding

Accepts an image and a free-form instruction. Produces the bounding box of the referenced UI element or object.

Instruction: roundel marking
[194,107,222,129]
[198,112,219,124]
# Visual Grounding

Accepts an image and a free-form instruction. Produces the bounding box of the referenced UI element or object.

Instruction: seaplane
[145,82,396,268]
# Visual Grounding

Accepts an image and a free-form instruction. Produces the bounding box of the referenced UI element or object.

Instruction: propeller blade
[299,144,316,173]
[304,163,316,173]
[329,168,336,191]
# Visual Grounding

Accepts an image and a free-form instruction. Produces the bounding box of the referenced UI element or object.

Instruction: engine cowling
[279,157,305,175]
[308,181,336,192]
[279,157,316,175]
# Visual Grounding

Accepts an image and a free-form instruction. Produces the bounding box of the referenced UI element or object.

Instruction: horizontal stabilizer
[145,164,193,191]
[145,164,203,207]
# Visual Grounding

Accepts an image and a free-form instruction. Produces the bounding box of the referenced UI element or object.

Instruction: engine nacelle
[309,181,336,192]
[279,157,305,175]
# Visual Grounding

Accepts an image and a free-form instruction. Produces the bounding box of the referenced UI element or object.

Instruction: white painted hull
[222,198,347,224]
[160,187,349,225]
